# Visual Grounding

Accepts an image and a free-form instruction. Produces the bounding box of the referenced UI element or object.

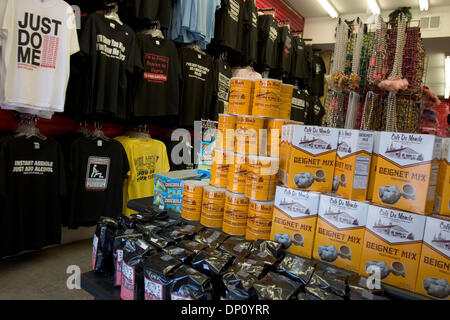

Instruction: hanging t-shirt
[68,137,130,228]
[0,136,66,258]
[214,0,245,52]
[277,26,293,74]
[0,0,79,117]
[133,35,181,117]
[79,13,139,119]
[307,96,325,126]
[179,47,215,127]
[309,54,326,97]
[257,14,279,69]
[115,136,170,215]
[292,36,308,80]
[211,59,232,119]
[194,0,221,50]
[291,89,310,123]
[241,0,258,64]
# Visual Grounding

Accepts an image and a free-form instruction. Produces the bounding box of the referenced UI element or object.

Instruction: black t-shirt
[79,13,139,119]
[215,0,245,52]
[68,137,130,228]
[257,14,279,69]
[211,59,232,120]
[179,48,215,127]
[133,35,181,117]
[0,136,66,258]
[309,54,326,97]
[277,26,293,74]
[291,89,310,123]
[242,0,258,63]
[292,36,308,80]
[307,96,325,126]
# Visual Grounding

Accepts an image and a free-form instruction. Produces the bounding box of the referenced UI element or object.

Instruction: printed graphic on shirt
[143,53,169,83]
[229,0,240,23]
[269,26,278,42]
[284,37,292,55]
[17,12,62,69]
[218,73,231,102]
[12,160,54,175]
[251,12,257,28]
[85,157,110,191]
[96,34,126,61]
[186,62,210,81]
[134,155,160,182]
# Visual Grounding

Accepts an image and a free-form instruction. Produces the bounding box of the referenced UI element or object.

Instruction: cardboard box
[285,125,339,193]
[270,186,320,258]
[360,205,427,291]
[334,129,374,201]
[367,131,381,201]
[415,215,450,300]
[278,124,294,184]
[154,170,210,196]
[372,132,442,215]
[434,138,450,216]
[313,194,369,273]
[153,190,183,213]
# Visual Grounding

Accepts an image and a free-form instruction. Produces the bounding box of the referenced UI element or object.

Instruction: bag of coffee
[304,285,345,300]
[177,240,208,254]
[159,228,188,242]
[232,256,268,279]
[163,245,196,263]
[144,232,176,250]
[120,239,156,300]
[194,229,230,248]
[250,240,283,262]
[170,265,213,300]
[222,267,259,300]
[136,223,162,235]
[191,247,234,277]
[143,252,182,300]
[92,217,119,276]
[277,253,316,285]
[113,231,143,287]
[348,285,389,300]
[152,218,180,228]
[219,237,253,258]
[174,223,204,238]
[252,272,301,300]
[308,263,351,297]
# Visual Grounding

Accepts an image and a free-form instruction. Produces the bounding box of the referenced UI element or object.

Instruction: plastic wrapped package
[92,217,119,276]
[219,237,253,258]
[170,265,213,300]
[113,231,143,287]
[222,266,259,300]
[252,272,301,300]
[276,253,316,285]
[194,229,230,248]
[232,256,268,279]
[177,240,208,254]
[163,245,196,263]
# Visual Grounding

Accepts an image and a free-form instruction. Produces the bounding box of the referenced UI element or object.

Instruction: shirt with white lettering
[0,0,79,115]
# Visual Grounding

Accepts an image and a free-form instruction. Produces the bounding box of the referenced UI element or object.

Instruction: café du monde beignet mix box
[372,132,442,215]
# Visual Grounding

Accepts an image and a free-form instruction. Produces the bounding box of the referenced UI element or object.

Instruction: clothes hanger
[187,44,206,55]
[16,116,47,140]
[104,2,123,26]
[91,122,110,141]
[128,124,152,141]
[141,20,164,39]
[77,121,92,138]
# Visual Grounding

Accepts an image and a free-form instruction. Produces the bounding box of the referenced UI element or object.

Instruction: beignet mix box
[284,125,339,193]
[371,132,442,215]
[334,129,374,201]
[313,194,369,273]
[360,205,427,291]
[270,186,320,259]
[415,215,450,300]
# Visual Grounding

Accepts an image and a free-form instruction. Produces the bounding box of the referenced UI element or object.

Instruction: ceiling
[287,0,450,18]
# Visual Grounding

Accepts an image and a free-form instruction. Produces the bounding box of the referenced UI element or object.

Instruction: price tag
[97,140,102,147]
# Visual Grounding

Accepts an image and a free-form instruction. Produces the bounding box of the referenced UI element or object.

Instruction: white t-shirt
[0,0,79,116]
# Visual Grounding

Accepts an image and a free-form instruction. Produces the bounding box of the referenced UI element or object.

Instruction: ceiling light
[445,56,450,99]
[366,0,380,15]
[317,0,339,18]
[419,0,429,11]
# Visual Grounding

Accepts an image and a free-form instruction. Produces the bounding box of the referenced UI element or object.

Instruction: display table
[80,196,431,301]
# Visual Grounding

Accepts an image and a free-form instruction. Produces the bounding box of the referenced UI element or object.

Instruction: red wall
[256,0,305,33]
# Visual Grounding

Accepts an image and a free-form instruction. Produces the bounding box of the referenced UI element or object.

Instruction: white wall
[304,6,450,44]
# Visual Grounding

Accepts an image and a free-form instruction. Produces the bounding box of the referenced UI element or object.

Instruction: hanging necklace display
[367,16,388,85]
[344,19,364,129]
[378,14,408,132]
[326,19,349,128]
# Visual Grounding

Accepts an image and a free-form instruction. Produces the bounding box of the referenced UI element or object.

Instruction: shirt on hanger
[68,137,130,228]
[211,58,232,119]
[0,136,66,258]
[214,0,245,52]
[292,36,308,80]
[277,26,292,74]
[179,47,215,127]
[242,0,258,64]
[257,14,279,69]
[0,0,79,116]
[307,96,325,126]
[309,54,326,97]
[133,35,181,117]
[115,136,170,215]
[79,13,139,119]
[291,88,310,123]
